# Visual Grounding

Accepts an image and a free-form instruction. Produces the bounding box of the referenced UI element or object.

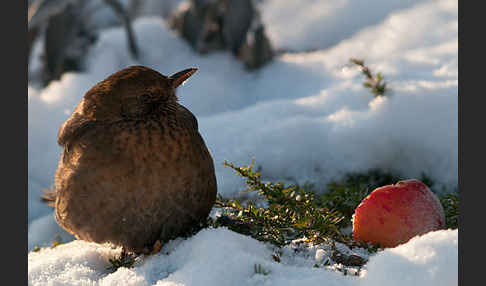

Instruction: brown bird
[42,65,217,254]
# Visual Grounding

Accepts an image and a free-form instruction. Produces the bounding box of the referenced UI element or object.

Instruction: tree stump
[169,0,273,70]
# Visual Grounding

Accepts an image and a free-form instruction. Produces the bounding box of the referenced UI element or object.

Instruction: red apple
[352,179,445,248]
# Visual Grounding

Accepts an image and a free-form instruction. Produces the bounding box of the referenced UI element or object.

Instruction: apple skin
[352,179,445,248]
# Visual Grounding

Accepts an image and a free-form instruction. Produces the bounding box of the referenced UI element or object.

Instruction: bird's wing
[177,104,198,131]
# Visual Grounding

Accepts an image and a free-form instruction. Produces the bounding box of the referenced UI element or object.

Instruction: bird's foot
[150,240,163,255]
[107,247,136,271]
[138,240,163,256]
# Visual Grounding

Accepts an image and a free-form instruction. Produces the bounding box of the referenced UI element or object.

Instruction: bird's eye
[140,93,151,103]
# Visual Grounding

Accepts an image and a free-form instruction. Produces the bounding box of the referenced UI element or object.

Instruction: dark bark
[104,0,140,59]
[28,26,39,66]
[238,24,274,70]
[28,0,77,29]
[169,0,273,70]
[222,0,254,54]
[43,3,78,84]
[128,0,143,19]
[42,2,97,85]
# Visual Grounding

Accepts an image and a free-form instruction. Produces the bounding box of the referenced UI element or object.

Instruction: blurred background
[28,0,458,250]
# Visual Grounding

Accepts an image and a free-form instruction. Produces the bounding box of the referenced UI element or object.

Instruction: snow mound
[28,228,457,286]
[360,229,458,286]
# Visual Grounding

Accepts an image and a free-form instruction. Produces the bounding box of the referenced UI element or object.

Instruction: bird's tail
[41,189,57,207]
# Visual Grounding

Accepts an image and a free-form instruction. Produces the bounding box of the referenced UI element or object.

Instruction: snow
[28,0,457,284]
[28,228,457,286]
[260,0,425,52]
[361,229,458,286]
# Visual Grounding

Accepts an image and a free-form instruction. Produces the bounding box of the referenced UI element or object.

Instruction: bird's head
[79,66,197,120]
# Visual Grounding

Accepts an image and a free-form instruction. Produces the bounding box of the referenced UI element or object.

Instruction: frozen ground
[28,0,457,284]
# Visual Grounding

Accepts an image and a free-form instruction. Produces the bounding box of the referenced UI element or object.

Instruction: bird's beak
[169,68,198,89]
